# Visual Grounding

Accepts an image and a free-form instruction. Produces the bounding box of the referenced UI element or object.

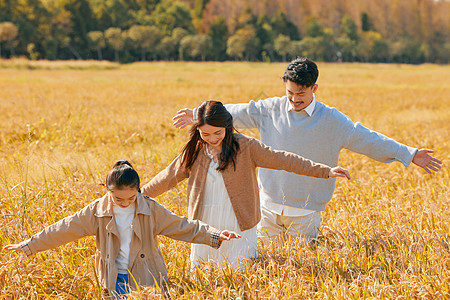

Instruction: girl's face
[198,124,226,151]
[109,186,138,208]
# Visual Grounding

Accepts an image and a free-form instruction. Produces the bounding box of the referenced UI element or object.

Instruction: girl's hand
[172,109,194,129]
[219,230,242,242]
[3,244,23,253]
[329,166,351,180]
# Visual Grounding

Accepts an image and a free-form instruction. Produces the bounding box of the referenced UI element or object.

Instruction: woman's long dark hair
[181,101,239,171]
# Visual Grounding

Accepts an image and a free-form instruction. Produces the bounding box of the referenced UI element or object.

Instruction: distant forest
[0,0,449,63]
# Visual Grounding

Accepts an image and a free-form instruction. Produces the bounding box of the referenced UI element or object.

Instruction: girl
[141,101,350,269]
[3,160,240,297]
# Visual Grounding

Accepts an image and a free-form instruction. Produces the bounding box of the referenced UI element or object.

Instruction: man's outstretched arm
[173,101,267,130]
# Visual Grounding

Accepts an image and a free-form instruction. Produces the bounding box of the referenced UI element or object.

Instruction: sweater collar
[287,94,316,116]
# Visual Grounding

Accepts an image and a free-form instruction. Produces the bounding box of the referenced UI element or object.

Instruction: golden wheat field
[0,58,449,299]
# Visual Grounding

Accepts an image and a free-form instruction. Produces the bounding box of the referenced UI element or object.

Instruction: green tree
[357,31,388,62]
[105,27,124,61]
[0,22,18,57]
[127,25,162,61]
[271,10,300,40]
[226,25,259,61]
[361,12,371,32]
[341,15,359,41]
[305,18,324,38]
[63,0,98,59]
[8,0,50,58]
[27,43,39,60]
[335,36,357,62]
[172,27,189,60]
[94,0,133,29]
[256,14,276,61]
[391,38,425,64]
[151,1,194,35]
[87,31,105,60]
[298,27,335,61]
[156,36,178,60]
[226,34,246,60]
[172,27,189,42]
[208,17,228,61]
[180,34,212,61]
[274,34,293,61]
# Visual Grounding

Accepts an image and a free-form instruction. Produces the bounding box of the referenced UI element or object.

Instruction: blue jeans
[115,273,130,296]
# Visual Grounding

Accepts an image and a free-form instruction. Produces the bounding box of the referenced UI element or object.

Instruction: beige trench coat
[20,193,221,292]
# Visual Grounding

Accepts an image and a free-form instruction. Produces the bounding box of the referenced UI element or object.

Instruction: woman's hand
[329,166,351,180]
[172,109,194,129]
[3,244,23,253]
[219,230,242,242]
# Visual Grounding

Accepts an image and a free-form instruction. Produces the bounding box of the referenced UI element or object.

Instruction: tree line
[0,0,448,64]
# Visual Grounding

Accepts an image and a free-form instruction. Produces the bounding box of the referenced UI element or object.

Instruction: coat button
[140,254,145,258]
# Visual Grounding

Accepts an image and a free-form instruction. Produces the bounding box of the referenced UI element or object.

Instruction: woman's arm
[141,154,190,198]
[248,137,350,179]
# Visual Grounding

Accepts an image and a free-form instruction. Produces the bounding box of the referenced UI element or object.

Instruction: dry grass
[0,61,449,299]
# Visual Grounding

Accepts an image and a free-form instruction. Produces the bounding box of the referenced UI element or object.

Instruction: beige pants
[257,206,321,244]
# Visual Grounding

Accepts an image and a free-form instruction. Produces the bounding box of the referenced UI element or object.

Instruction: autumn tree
[105,27,125,62]
[128,25,162,61]
[227,25,260,61]
[151,1,194,35]
[180,34,212,61]
[0,22,18,57]
[274,34,293,62]
[87,31,105,60]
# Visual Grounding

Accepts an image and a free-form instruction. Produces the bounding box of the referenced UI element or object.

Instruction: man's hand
[219,230,242,242]
[329,166,351,180]
[173,108,194,129]
[412,149,442,174]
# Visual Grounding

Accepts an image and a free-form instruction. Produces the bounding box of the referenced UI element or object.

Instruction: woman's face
[109,186,138,208]
[198,124,226,151]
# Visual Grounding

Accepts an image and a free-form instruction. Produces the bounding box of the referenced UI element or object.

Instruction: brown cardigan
[142,133,331,231]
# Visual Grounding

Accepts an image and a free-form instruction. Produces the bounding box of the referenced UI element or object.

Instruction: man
[172,57,442,242]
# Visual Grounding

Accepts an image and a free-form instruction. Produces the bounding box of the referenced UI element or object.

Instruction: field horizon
[0,61,449,299]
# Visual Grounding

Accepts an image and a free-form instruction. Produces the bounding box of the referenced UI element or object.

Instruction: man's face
[285,80,318,111]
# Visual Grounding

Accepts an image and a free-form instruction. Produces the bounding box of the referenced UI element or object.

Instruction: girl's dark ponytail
[106,160,141,192]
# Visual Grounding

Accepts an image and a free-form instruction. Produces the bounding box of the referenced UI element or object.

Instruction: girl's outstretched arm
[3,202,97,257]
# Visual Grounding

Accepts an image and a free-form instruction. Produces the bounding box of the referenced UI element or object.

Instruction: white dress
[190,149,258,269]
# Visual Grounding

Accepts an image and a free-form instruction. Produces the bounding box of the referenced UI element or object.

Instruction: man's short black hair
[282,57,319,87]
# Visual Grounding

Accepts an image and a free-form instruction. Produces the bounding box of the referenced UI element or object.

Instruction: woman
[142,101,350,269]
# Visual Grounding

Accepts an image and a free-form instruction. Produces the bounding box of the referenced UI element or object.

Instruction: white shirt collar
[288,94,316,116]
